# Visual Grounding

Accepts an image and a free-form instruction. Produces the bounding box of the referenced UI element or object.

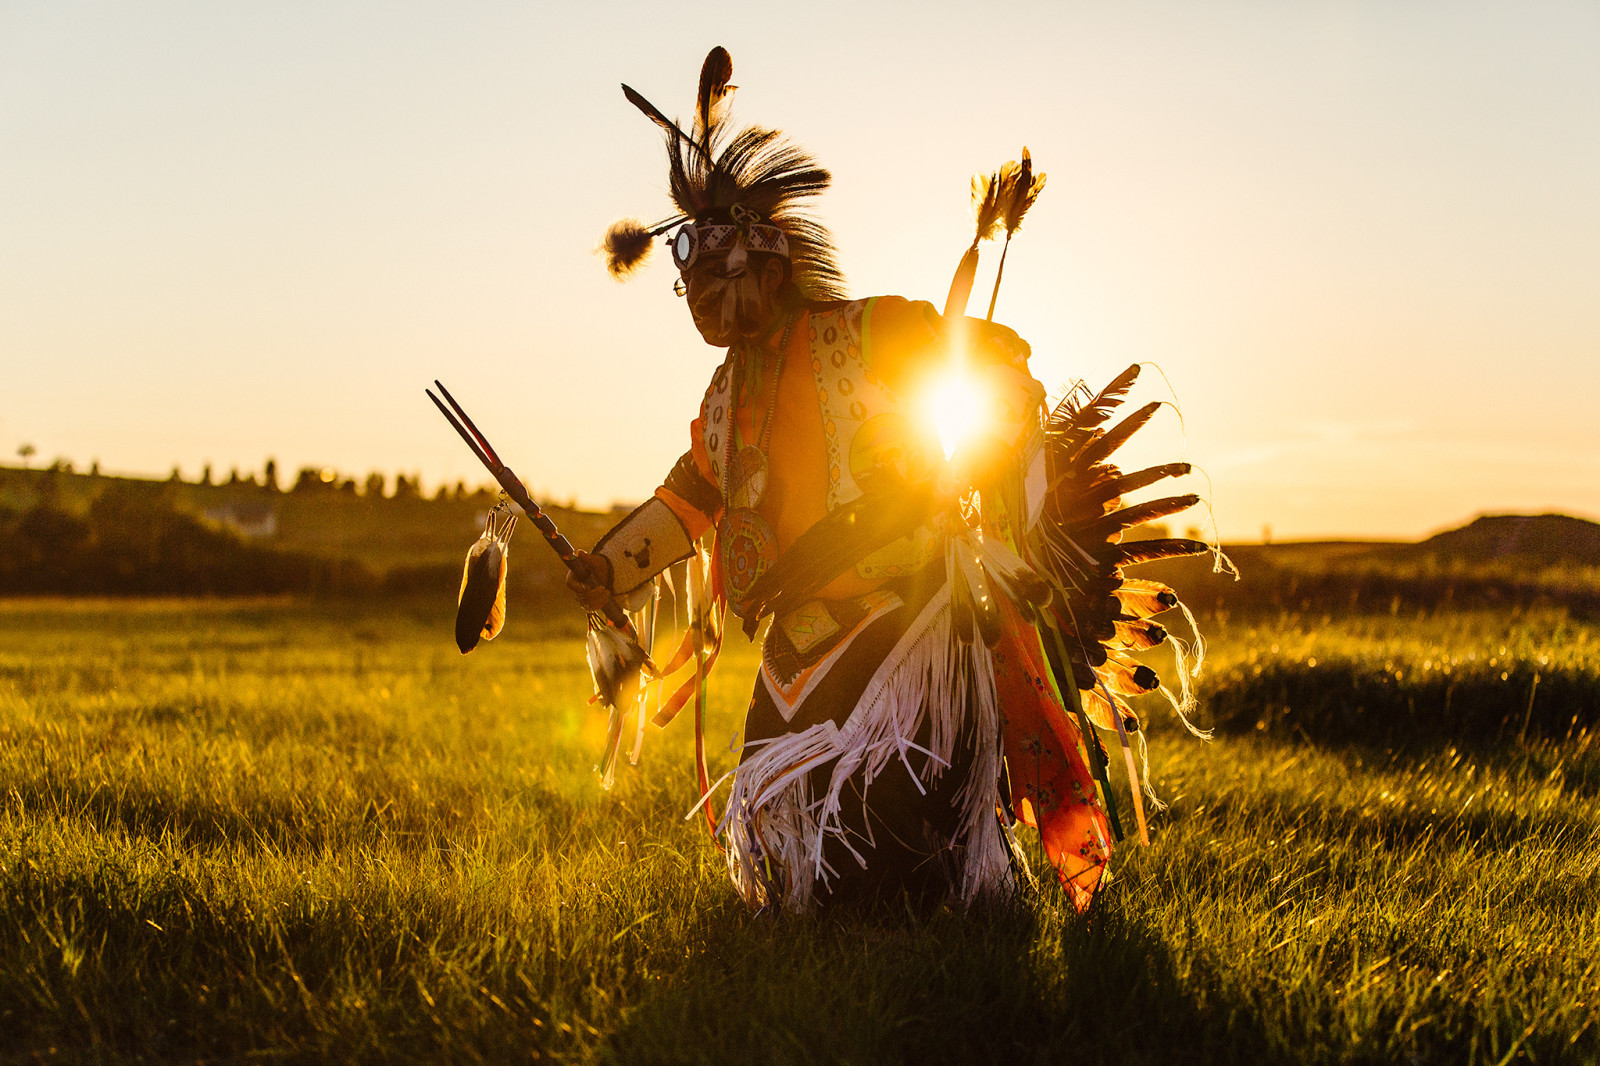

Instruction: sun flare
[925,369,990,462]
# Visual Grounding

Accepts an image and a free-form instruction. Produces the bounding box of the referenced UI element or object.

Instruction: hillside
[0,464,620,601]
[1409,512,1600,566]
[4,464,1597,612]
[1146,513,1600,618]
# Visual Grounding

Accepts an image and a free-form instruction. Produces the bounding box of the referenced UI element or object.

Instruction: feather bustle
[1110,538,1210,567]
[1074,493,1201,542]
[1074,463,1193,515]
[1076,401,1163,469]
[1112,620,1167,650]
[1115,579,1179,617]
[1049,364,1140,435]
[1106,657,1161,695]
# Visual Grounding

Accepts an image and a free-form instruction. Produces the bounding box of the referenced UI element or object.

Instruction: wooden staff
[426,380,637,639]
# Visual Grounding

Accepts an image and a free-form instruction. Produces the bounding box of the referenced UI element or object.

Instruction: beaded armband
[593,497,696,597]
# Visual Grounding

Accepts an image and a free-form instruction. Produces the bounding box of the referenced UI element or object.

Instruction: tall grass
[1,600,1595,1063]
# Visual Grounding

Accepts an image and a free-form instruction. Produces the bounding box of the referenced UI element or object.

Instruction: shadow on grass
[1202,657,1597,750]
[1185,768,1600,878]
[0,852,490,1063]
[605,895,1294,1066]
[3,768,533,857]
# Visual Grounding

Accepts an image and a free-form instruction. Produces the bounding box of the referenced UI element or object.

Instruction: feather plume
[454,511,514,654]
[695,47,734,150]
[1027,362,1214,818]
[666,124,844,299]
[972,171,1004,245]
[985,149,1048,320]
[602,219,656,278]
[621,83,696,148]
[999,148,1046,238]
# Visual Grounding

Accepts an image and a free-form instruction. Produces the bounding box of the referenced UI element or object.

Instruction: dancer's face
[682,252,786,347]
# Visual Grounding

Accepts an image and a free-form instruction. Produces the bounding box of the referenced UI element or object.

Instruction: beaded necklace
[719,310,796,610]
[726,311,794,510]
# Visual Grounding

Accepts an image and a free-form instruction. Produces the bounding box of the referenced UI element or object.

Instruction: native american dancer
[565,48,1213,914]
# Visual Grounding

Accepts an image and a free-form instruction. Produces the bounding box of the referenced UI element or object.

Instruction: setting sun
[924,366,992,463]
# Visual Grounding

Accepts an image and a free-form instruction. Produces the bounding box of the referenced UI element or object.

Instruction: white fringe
[1153,597,1212,740]
[717,581,1014,912]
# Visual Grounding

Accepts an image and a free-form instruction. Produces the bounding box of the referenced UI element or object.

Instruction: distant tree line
[0,480,377,596]
[0,464,601,602]
[199,460,496,501]
[6,452,500,502]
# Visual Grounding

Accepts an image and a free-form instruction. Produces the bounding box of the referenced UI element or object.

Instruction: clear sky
[3,1,1597,541]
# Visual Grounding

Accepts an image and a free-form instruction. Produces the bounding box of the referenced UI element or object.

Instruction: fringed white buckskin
[717,580,1014,912]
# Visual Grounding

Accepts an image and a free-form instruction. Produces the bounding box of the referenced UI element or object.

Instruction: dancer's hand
[566,551,614,612]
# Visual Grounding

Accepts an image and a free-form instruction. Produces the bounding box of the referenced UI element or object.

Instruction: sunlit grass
[1,599,1595,1063]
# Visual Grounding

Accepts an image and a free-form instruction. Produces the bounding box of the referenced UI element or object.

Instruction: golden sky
[3,1,1597,540]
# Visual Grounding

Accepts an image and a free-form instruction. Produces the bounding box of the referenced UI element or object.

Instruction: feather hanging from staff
[455,506,517,654]
[586,619,651,715]
[986,148,1046,321]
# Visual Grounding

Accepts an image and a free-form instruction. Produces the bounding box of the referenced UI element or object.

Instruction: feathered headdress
[603,47,846,302]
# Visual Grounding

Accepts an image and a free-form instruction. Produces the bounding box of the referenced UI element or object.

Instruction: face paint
[684,250,776,345]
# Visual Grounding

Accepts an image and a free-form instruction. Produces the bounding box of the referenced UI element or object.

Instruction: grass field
[1,598,1596,1064]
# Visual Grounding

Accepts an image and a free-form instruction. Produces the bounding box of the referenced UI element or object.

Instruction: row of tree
[0,482,377,596]
[3,460,502,503]
[175,460,496,501]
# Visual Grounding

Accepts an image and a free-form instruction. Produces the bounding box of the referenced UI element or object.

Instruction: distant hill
[4,462,1597,614]
[1130,512,1600,619]
[0,463,620,602]
[1408,513,1600,567]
